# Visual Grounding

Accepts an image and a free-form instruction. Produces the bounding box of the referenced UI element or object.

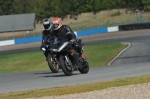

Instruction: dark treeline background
[0,0,149,20]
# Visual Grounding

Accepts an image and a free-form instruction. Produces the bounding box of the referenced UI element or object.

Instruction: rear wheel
[47,54,59,73]
[59,55,73,76]
[78,60,89,74]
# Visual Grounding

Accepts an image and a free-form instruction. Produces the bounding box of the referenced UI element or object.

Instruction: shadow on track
[34,72,53,75]
[42,73,81,77]
[34,71,81,77]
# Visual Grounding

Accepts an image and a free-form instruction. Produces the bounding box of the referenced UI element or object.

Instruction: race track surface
[1,62,150,94]
[0,29,150,94]
[111,42,150,65]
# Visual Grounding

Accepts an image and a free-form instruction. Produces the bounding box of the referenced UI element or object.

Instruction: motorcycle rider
[52,17,83,69]
[40,18,54,60]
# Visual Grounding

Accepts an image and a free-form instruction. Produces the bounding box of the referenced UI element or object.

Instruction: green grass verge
[84,43,127,66]
[0,50,48,74]
[0,43,127,74]
[0,74,150,99]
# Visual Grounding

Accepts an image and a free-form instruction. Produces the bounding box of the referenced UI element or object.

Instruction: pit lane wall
[0,26,119,46]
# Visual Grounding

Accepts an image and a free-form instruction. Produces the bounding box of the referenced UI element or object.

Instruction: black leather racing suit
[40,29,54,58]
[52,25,82,68]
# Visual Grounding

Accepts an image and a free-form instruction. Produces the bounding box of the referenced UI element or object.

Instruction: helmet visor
[44,23,50,30]
[54,24,59,29]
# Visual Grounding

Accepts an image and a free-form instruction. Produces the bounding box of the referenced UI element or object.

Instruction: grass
[84,43,127,66]
[0,74,150,99]
[110,11,121,17]
[0,43,127,74]
[0,51,49,74]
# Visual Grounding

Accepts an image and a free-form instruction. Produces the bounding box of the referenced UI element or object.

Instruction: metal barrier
[0,26,119,46]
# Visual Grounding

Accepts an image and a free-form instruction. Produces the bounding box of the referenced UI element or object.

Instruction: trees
[0,0,149,20]
[12,0,34,14]
[125,0,143,10]
[142,0,150,10]
[0,0,14,15]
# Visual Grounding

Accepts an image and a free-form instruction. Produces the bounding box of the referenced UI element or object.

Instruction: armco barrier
[119,22,150,31]
[0,40,15,46]
[77,28,108,36]
[0,26,119,46]
[107,26,119,32]
[77,26,119,36]
[14,36,42,44]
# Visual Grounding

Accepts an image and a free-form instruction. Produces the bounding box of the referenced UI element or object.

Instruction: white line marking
[108,42,131,65]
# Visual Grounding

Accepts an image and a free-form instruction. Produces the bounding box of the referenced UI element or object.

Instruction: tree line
[0,0,150,21]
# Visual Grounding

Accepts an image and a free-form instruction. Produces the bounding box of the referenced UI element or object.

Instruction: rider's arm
[64,25,76,40]
[41,31,46,47]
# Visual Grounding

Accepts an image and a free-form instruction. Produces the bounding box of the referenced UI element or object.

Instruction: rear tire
[78,61,89,74]
[47,54,59,73]
[59,55,73,76]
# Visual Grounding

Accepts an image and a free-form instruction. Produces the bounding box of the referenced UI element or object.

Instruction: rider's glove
[40,46,46,51]
[70,39,75,44]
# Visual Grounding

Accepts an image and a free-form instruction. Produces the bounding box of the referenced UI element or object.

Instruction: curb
[108,42,131,65]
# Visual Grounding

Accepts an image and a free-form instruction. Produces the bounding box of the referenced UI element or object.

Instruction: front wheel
[47,54,59,73]
[59,55,73,76]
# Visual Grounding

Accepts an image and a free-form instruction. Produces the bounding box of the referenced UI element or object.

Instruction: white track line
[108,42,131,65]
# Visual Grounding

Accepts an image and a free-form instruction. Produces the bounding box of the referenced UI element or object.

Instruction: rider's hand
[70,39,75,44]
[40,46,46,51]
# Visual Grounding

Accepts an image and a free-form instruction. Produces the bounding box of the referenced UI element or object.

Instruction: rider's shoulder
[62,25,72,30]
[62,25,70,28]
[42,30,49,36]
[42,30,46,34]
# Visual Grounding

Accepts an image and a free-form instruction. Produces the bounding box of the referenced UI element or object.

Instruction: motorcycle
[49,37,89,76]
[41,36,60,73]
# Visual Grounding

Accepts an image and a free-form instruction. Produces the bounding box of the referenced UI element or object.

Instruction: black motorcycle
[49,37,89,76]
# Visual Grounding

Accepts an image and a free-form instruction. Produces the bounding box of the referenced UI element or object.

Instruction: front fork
[65,56,69,64]
[65,55,72,66]
[64,55,75,70]
[52,54,60,66]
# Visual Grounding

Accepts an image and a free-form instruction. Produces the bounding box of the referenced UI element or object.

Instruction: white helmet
[43,18,53,30]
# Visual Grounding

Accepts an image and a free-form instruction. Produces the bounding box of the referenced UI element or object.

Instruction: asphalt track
[0,29,150,94]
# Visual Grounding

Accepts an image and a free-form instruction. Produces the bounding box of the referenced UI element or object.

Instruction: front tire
[47,54,59,73]
[59,55,73,76]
